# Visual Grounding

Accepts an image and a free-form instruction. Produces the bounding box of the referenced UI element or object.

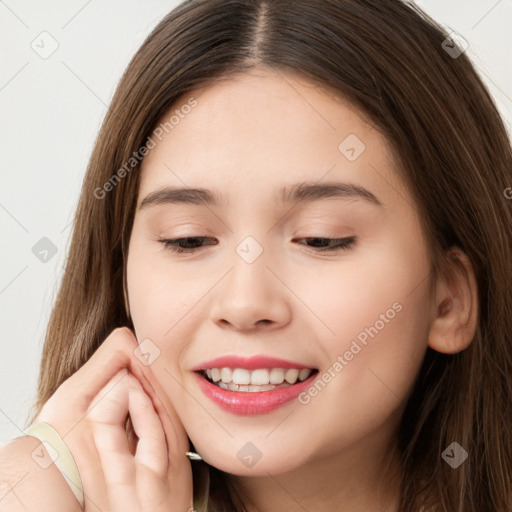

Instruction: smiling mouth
[198,367,319,392]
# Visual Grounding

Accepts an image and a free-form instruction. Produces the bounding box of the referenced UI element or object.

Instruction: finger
[72,327,157,410]
[88,369,130,425]
[89,369,137,511]
[128,376,168,475]
[129,376,195,512]
[139,371,190,466]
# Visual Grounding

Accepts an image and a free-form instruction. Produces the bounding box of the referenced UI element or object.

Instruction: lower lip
[194,371,318,415]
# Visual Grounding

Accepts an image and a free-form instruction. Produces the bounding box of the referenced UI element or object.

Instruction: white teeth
[232,368,251,385]
[227,383,280,392]
[298,368,311,381]
[203,367,314,389]
[249,384,274,392]
[221,367,232,383]
[251,369,270,385]
[284,369,299,384]
[269,368,284,384]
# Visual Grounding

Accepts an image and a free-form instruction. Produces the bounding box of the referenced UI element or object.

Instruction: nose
[209,249,292,333]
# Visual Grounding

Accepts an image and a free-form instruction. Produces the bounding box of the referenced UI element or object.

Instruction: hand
[33,327,194,512]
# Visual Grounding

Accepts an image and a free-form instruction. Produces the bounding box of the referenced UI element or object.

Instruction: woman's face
[126,68,435,476]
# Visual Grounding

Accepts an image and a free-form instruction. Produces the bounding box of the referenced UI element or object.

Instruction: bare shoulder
[0,436,81,512]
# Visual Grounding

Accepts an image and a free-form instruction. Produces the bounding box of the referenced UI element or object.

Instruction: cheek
[126,251,202,381]
[127,248,207,332]
[299,233,433,414]
[292,236,430,349]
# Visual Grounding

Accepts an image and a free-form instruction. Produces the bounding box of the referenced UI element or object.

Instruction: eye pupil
[308,238,328,247]
[179,237,202,248]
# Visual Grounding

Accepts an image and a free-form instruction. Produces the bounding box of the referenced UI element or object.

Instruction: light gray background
[1,0,511,444]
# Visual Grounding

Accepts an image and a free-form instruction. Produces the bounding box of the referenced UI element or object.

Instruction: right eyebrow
[138,187,226,210]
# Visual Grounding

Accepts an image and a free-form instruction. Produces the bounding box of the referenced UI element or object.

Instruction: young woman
[1,0,511,511]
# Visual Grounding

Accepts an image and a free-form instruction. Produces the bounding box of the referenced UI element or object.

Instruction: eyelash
[158,236,356,254]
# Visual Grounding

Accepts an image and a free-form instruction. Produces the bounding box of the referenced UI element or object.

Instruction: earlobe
[427,247,479,354]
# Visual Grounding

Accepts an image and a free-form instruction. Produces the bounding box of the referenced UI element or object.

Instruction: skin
[126,67,478,511]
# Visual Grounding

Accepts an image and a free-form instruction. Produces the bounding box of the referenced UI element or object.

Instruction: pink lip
[192,355,316,371]
[193,370,319,415]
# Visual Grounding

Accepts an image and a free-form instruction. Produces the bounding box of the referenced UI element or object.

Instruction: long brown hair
[28,0,512,510]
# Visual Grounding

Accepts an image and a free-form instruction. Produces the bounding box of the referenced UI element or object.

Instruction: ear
[427,246,478,354]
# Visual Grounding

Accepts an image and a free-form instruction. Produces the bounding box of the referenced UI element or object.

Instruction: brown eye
[295,236,357,252]
[159,237,217,253]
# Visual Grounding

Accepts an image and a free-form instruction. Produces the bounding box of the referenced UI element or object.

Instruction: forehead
[137,69,409,212]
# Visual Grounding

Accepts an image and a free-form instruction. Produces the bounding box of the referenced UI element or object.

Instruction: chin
[191,437,312,477]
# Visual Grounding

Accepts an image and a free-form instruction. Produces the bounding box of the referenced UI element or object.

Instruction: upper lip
[192,355,316,371]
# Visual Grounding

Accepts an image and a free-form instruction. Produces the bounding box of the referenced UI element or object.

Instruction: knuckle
[103,328,139,360]
[109,326,137,347]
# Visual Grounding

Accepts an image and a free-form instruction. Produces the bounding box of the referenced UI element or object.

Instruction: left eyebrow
[137,181,383,211]
[278,181,383,207]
